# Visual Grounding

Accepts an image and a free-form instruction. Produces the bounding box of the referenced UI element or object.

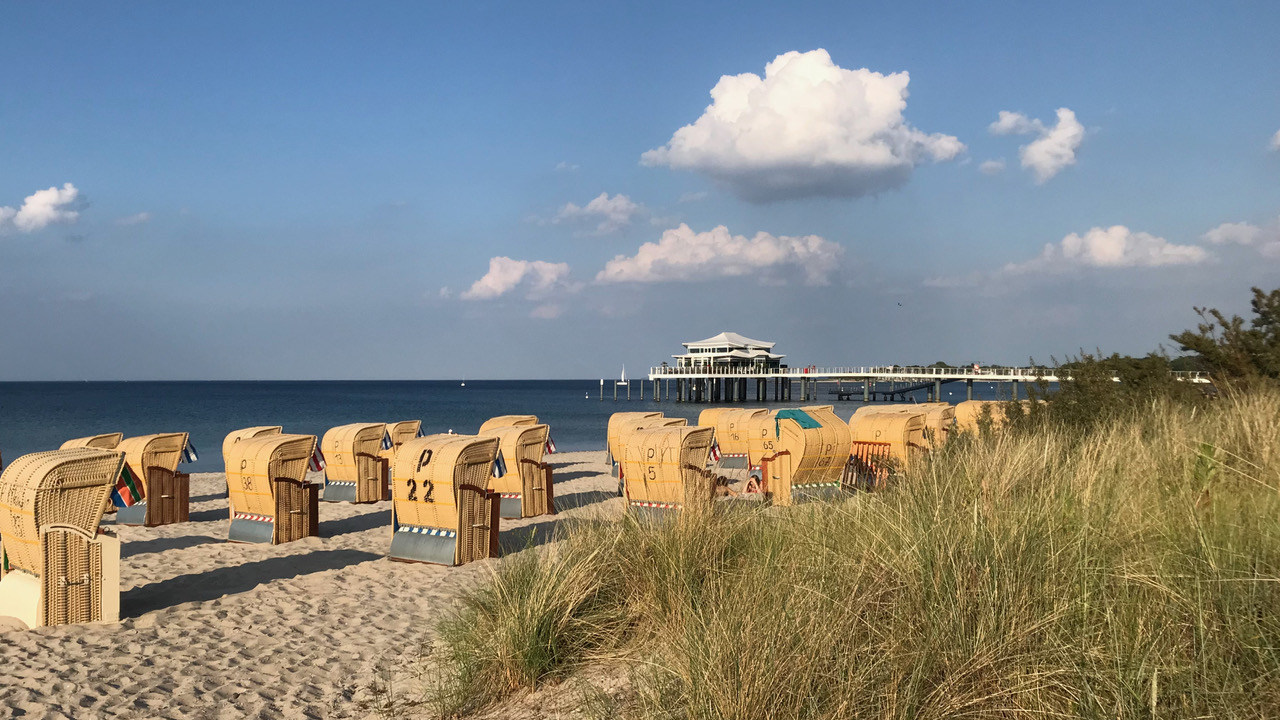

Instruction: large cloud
[640,49,964,203]
[1202,221,1263,246]
[595,223,843,285]
[989,109,1084,183]
[552,193,645,235]
[460,257,572,300]
[0,183,81,233]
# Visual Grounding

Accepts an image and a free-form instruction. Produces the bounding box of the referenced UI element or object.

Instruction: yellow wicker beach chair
[479,423,553,518]
[955,400,1005,434]
[848,411,929,469]
[321,423,388,503]
[751,408,853,505]
[60,433,124,451]
[615,417,687,482]
[622,426,717,517]
[477,415,538,435]
[114,433,190,527]
[852,404,955,448]
[606,412,664,469]
[388,434,501,565]
[225,434,319,544]
[0,448,123,628]
[699,408,768,471]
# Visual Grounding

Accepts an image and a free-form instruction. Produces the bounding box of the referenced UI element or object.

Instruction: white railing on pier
[646,365,1211,384]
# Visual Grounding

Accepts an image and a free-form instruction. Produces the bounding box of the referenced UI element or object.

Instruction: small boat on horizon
[616,365,628,386]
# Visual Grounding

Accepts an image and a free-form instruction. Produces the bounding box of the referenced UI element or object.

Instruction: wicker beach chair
[321,423,388,503]
[60,433,123,451]
[699,408,766,471]
[848,411,929,470]
[225,434,320,544]
[114,433,190,527]
[615,417,687,483]
[853,404,955,448]
[751,408,854,505]
[0,448,124,628]
[954,400,1005,434]
[388,434,501,566]
[479,423,553,518]
[622,425,717,518]
[477,415,538,435]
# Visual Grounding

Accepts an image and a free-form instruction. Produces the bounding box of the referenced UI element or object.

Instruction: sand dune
[0,451,619,719]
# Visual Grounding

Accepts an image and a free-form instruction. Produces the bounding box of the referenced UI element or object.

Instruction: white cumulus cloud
[988,108,1084,183]
[979,159,1005,175]
[461,256,572,300]
[1202,221,1262,246]
[1006,225,1208,273]
[595,223,844,285]
[0,183,81,233]
[1271,130,1280,151]
[641,49,964,203]
[553,193,645,235]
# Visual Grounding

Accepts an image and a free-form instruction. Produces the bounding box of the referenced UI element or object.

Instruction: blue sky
[2,2,1278,379]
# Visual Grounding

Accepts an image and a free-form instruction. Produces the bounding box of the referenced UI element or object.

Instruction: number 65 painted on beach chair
[388,434,502,566]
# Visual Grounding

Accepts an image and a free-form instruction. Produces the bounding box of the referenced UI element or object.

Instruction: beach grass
[420,390,1280,718]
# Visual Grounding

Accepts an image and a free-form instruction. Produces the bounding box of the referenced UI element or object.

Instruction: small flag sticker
[309,446,326,472]
[709,440,722,463]
[381,431,393,451]
[544,435,557,454]
[112,464,145,507]
[492,453,507,478]
[181,440,199,464]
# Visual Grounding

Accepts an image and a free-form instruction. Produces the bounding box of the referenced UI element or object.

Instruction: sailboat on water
[616,365,628,386]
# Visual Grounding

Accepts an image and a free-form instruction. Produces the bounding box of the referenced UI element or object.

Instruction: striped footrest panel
[396,526,457,538]
[629,500,681,511]
[499,493,521,499]
[793,482,840,489]
[326,481,357,487]
[233,512,274,523]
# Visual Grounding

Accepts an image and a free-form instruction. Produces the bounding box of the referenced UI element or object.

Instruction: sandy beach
[0,451,618,719]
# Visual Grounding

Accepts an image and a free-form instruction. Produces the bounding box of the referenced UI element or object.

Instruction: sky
[2,1,1279,380]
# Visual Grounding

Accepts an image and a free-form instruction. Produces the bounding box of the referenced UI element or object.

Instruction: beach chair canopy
[477,415,539,435]
[855,404,955,447]
[622,426,716,512]
[389,434,500,565]
[321,422,387,503]
[59,433,123,451]
[616,417,687,476]
[221,426,283,466]
[701,408,768,458]
[478,423,553,518]
[696,408,730,430]
[848,412,929,466]
[606,412,663,464]
[386,420,422,449]
[0,448,124,627]
[117,433,187,476]
[225,433,319,544]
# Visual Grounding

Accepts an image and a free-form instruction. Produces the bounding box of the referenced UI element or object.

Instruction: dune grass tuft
[424,391,1280,718]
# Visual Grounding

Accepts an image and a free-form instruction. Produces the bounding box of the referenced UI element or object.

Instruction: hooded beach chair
[751,408,853,505]
[377,421,423,496]
[479,423,554,518]
[225,433,320,544]
[614,417,687,483]
[622,425,717,517]
[477,415,538,435]
[388,434,501,566]
[954,400,1008,434]
[606,412,664,472]
[853,404,955,449]
[60,433,123,451]
[0,448,123,628]
[704,408,769,471]
[848,411,929,472]
[221,426,283,464]
[114,433,191,526]
[321,423,388,503]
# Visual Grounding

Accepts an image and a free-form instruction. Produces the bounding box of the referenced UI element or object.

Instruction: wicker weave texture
[479,424,551,517]
[852,404,955,448]
[221,426,283,465]
[707,408,769,458]
[390,434,499,565]
[744,410,781,468]
[477,415,538,435]
[606,412,663,463]
[225,434,317,536]
[116,433,189,526]
[622,426,715,510]
[322,423,387,503]
[848,412,928,466]
[614,417,687,477]
[0,449,122,576]
[59,433,123,451]
[762,407,853,506]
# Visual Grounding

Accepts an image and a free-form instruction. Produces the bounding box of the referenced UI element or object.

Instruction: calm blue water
[0,380,1018,472]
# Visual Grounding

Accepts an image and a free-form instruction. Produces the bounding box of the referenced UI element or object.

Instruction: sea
[0,380,1018,472]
